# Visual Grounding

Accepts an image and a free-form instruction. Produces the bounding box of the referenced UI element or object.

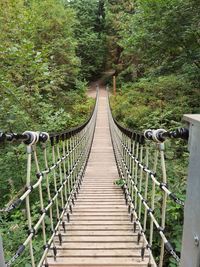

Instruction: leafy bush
[110,75,198,131]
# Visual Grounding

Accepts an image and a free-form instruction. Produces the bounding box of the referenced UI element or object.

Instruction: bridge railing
[0,91,98,266]
[107,92,189,267]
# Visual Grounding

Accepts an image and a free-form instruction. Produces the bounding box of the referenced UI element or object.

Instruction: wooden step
[79,189,121,191]
[64,225,133,230]
[75,200,126,203]
[77,195,124,198]
[74,205,127,208]
[80,189,119,191]
[62,221,132,225]
[73,213,127,216]
[54,242,139,249]
[79,192,120,194]
[49,248,146,257]
[70,212,130,217]
[76,198,124,201]
[55,236,138,242]
[46,257,149,266]
[73,206,127,210]
[59,230,136,236]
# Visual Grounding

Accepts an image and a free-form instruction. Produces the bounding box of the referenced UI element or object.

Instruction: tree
[67,0,107,80]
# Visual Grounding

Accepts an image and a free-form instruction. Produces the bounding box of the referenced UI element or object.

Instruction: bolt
[194,235,199,247]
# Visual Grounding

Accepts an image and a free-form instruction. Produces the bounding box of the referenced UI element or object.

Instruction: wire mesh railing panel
[0,92,98,267]
[107,93,188,267]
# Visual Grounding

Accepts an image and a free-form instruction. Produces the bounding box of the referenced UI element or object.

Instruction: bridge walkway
[47,86,150,266]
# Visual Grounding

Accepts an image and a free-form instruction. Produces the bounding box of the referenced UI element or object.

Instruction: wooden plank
[69,216,130,221]
[53,242,140,249]
[76,198,124,200]
[72,206,127,210]
[80,184,119,186]
[82,180,117,182]
[72,211,128,214]
[79,189,121,191]
[82,177,117,180]
[75,200,125,203]
[74,206,127,209]
[63,225,133,230]
[74,203,127,206]
[46,257,149,266]
[54,236,138,242]
[62,221,132,225]
[79,188,119,190]
[77,195,123,198]
[59,230,136,236]
[77,191,122,195]
[70,214,129,217]
[72,212,128,215]
[77,194,124,197]
[83,175,117,178]
[49,249,147,257]
[82,181,117,183]
[72,210,129,213]
[80,187,119,189]
[79,190,122,192]
[86,167,117,171]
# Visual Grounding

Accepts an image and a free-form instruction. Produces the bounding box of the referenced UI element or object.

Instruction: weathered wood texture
[47,87,151,266]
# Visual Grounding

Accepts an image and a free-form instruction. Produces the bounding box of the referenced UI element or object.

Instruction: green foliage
[110,74,198,131]
[115,178,125,187]
[0,0,97,265]
[110,0,200,83]
[110,76,192,266]
[0,0,199,266]
[67,0,107,80]
[0,0,83,132]
[105,1,200,265]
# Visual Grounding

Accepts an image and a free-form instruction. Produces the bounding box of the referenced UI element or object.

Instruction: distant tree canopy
[0,0,104,133]
[66,0,107,80]
[105,0,200,85]
[105,0,200,131]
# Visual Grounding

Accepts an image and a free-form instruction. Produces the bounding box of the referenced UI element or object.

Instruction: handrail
[0,91,98,145]
[107,91,187,266]
[0,89,99,267]
[113,118,145,144]
[107,93,145,143]
[107,90,189,143]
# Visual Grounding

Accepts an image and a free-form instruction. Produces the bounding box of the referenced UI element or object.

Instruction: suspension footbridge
[0,84,199,267]
[47,86,152,266]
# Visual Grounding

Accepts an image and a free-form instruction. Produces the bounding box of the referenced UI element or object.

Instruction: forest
[0,0,199,266]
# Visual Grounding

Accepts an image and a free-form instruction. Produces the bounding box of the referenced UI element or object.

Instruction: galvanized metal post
[181,115,200,267]
[0,236,6,267]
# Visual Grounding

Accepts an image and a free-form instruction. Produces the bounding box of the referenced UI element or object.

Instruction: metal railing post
[181,115,200,267]
[0,236,6,267]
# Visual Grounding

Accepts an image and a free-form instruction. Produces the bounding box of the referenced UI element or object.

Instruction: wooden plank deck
[47,87,151,266]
